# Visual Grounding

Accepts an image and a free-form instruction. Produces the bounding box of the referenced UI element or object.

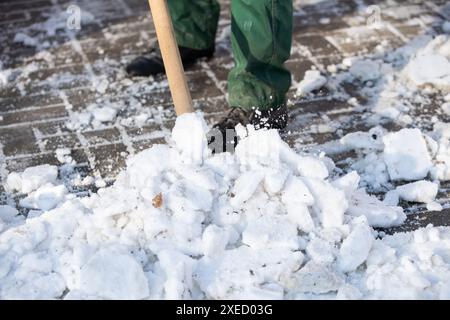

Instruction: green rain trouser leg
[167,0,293,111]
[167,0,221,50]
[228,0,293,111]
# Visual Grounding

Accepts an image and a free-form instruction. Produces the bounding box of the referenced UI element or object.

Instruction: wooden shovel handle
[148,0,194,116]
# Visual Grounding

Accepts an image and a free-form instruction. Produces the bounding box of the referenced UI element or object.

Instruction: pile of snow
[6,164,58,194]
[404,35,450,92]
[2,112,450,299]
[340,124,450,210]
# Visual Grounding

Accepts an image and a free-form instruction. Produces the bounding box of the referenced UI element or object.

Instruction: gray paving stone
[0,92,63,112]
[82,127,122,145]
[0,127,40,157]
[0,105,68,126]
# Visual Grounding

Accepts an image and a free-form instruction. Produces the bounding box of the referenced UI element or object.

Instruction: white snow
[202,225,228,257]
[383,129,433,181]
[306,237,335,265]
[339,122,450,193]
[442,102,450,115]
[347,189,406,228]
[384,180,439,206]
[289,261,342,295]
[405,35,450,91]
[349,59,382,82]
[11,8,95,50]
[2,112,450,300]
[365,226,450,299]
[340,127,384,151]
[19,183,68,211]
[426,201,443,212]
[55,148,75,165]
[444,21,450,34]
[92,106,117,123]
[406,54,450,89]
[13,33,39,47]
[229,171,264,208]
[0,205,19,224]
[337,216,374,273]
[171,112,209,165]
[242,214,299,250]
[0,62,11,87]
[303,177,347,228]
[78,248,149,300]
[3,0,450,301]
[6,164,58,194]
[65,102,124,131]
[296,70,327,96]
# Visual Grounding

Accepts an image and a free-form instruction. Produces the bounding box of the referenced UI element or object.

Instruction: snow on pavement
[2,7,450,300]
[1,112,450,300]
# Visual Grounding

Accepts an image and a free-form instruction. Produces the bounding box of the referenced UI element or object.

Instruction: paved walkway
[1,0,450,231]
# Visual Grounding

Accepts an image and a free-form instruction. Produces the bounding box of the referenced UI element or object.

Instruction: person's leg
[169,0,220,50]
[228,0,293,111]
[211,0,292,150]
[126,0,220,77]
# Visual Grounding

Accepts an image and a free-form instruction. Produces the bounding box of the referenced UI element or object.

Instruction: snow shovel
[147,0,194,116]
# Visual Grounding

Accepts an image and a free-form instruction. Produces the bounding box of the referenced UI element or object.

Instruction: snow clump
[1,112,450,299]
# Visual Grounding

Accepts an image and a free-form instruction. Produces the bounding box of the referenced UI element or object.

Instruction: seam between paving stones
[0,103,66,116]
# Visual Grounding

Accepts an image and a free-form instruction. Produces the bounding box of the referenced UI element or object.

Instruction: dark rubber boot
[209,105,288,153]
[126,45,215,77]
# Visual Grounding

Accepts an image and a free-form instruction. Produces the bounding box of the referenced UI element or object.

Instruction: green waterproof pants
[167,0,293,111]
